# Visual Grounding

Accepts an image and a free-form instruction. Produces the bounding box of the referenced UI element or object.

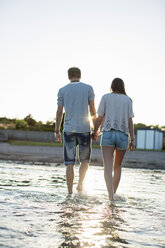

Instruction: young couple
[55,67,134,201]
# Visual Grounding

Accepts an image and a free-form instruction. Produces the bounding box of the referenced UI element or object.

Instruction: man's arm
[55,105,63,142]
[89,100,97,127]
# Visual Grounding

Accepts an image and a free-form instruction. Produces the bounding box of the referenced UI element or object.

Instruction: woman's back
[97,93,134,135]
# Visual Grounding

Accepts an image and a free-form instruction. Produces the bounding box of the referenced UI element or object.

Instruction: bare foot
[66,194,73,199]
[109,195,115,202]
[76,184,83,192]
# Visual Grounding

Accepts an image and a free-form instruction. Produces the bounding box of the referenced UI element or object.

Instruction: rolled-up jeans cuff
[65,161,75,165]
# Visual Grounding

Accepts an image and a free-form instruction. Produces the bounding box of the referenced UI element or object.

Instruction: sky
[0,0,165,125]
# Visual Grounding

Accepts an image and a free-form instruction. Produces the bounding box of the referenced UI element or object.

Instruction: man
[55,67,96,195]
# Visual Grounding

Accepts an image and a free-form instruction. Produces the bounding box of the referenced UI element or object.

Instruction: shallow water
[0,161,165,248]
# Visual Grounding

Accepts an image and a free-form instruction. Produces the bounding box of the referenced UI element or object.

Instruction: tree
[24,114,36,126]
[134,123,148,134]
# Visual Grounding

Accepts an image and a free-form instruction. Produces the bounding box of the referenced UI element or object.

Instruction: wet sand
[0,142,165,170]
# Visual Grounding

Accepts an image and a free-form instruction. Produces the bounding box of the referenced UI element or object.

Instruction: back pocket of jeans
[119,132,128,142]
[103,131,112,140]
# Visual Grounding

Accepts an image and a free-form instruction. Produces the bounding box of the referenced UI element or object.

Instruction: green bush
[15,120,28,129]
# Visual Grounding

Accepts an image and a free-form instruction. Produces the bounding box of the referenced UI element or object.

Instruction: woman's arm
[94,116,104,133]
[92,115,104,141]
[129,117,135,151]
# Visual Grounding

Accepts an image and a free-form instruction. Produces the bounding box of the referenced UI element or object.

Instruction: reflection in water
[0,161,165,248]
[57,196,127,248]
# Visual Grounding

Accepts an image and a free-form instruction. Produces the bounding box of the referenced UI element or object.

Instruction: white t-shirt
[97,93,134,135]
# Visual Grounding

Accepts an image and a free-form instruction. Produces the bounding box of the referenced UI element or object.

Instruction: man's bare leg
[66,164,74,194]
[102,146,115,201]
[113,149,126,194]
[77,162,89,192]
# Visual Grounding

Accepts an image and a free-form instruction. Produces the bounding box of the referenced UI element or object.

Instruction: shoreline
[0,142,165,170]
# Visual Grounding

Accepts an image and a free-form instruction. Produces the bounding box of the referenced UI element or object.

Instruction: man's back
[55,67,96,195]
[58,82,94,133]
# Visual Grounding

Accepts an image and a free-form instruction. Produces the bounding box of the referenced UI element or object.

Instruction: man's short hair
[68,67,81,79]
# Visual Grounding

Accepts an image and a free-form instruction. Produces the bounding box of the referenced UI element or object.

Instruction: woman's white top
[97,93,134,135]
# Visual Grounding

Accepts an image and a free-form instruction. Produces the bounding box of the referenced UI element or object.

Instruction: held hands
[91,131,98,141]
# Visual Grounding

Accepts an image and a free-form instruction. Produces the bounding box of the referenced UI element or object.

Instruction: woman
[93,78,134,201]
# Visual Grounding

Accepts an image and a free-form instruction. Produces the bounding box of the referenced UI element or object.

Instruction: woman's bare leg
[113,149,126,193]
[102,146,115,201]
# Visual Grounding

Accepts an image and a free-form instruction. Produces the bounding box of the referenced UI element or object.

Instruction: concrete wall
[0,130,8,141]
[0,129,101,144]
[0,129,55,142]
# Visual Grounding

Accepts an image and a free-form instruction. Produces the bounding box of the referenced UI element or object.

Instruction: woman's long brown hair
[110,78,126,95]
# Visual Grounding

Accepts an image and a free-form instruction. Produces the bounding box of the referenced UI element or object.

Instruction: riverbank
[0,142,165,170]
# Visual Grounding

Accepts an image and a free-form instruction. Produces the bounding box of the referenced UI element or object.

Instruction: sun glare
[89,115,94,129]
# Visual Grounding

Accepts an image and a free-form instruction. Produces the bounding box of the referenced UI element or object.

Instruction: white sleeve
[57,89,64,106]
[88,86,95,101]
[97,96,105,117]
[128,100,134,118]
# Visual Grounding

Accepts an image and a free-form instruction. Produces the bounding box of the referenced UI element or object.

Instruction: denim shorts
[101,130,129,150]
[64,132,91,165]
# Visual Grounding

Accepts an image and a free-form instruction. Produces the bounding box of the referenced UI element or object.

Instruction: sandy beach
[0,142,165,169]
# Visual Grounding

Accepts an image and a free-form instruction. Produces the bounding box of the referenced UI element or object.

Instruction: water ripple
[0,161,164,248]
